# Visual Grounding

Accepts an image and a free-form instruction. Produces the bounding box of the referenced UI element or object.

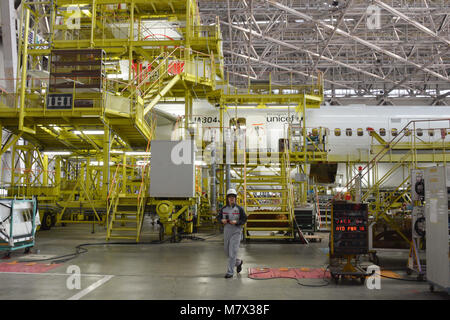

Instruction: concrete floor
[1,218,448,300]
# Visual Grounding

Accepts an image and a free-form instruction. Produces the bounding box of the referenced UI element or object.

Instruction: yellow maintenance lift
[0,0,327,242]
[206,76,325,241]
[0,0,222,241]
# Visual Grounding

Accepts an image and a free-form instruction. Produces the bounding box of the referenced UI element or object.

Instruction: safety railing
[360,151,413,202]
[51,4,218,43]
[125,46,216,101]
[328,118,450,205]
[225,70,323,97]
[106,163,122,237]
[0,89,15,108]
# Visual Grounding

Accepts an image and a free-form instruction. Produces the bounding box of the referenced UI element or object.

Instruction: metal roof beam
[266,0,449,82]
[374,0,450,46]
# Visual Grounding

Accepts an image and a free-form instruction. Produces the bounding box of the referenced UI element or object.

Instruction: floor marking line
[67,275,114,300]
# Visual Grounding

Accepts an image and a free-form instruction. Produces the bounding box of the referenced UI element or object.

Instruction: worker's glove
[229,220,237,225]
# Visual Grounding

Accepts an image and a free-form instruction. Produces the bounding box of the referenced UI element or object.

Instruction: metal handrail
[326,118,450,206]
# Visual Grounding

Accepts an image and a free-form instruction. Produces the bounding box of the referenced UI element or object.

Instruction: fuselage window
[334,128,341,136]
[357,128,363,136]
[346,128,352,136]
[416,128,423,137]
[379,128,386,136]
[428,129,434,137]
[391,128,398,136]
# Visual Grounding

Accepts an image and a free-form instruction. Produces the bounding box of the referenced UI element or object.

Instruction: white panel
[149,140,195,198]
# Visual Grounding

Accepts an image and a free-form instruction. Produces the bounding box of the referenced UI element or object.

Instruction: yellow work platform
[0,103,152,150]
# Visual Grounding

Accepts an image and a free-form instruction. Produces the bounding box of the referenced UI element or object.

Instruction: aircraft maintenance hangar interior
[0,0,449,305]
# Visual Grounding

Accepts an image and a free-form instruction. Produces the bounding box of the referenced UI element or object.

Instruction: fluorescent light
[43,151,71,156]
[49,125,61,132]
[73,130,104,135]
[195,160,207,166]
[125,151,151,156]
[89,161,115,166]
[136,160,150,166]
[110,150,124,154]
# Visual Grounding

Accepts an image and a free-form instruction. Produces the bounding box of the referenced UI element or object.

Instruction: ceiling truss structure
[198,0,450,105]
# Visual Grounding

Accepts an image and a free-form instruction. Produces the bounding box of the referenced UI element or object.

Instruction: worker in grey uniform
[217,188,248,278]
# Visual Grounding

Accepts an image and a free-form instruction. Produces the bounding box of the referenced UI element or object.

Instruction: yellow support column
[122,153,127,194]
[185,89,192,138]
[55,157,61,198]
[25,149,32,197]
[43,155,48,187]
[18,8,31,134]
[86,157,91,197]
[219,102,225,206]
[90,0,97,48]
[103,125,110,199]
[80,164,86,201]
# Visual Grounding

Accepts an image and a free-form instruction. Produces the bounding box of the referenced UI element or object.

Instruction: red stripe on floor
[0,262,61,273]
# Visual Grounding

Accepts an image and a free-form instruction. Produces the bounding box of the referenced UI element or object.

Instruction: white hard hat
[226,188,238,197]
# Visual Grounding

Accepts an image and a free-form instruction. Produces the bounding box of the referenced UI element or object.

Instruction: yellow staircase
[243,151,301,240]
[106,161,150,242]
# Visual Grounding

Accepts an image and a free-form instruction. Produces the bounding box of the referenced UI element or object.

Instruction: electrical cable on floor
[296,265,330,287]
[379,273,426,282]
[358,264,426,282]
[248,265,330,287]
[17,234,177,264]
[16,229,220,264]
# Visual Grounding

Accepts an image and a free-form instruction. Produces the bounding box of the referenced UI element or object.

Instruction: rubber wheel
[429,285,434,292]
[417,274,424,281]
[173,226,182,243]
[406,269,412,275]
[360,276,366,285]
[51,214,57,227]
[159,224,165,242]
[331,273,339,284]
[24,247,32,254]
[40,212,53,230]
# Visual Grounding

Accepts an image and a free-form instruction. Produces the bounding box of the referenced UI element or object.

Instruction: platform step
[245,235,295,239]
[113,219,138,223]
[246,227,292,231]
[115,211,137,215]
[108,236,138,240]
[111,227,137,231]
